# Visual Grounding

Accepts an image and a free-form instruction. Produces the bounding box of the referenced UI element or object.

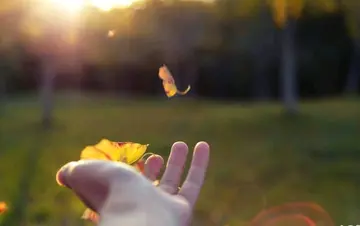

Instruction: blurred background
[0,0,359,225]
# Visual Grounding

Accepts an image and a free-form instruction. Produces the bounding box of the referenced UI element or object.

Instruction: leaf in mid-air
[159,65,191,98]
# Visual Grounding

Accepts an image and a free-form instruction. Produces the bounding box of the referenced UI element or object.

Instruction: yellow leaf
[80,139,149,164]
[158,65,191,98]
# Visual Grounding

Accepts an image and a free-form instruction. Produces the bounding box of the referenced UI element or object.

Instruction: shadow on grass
[1,126,55,226]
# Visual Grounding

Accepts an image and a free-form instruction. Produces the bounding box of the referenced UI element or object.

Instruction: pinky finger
[144,155,164,181]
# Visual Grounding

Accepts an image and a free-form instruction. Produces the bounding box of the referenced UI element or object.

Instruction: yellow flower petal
[118,142,149,164]
[80,145,114,161]
[94,139,124,161]
[62,138,151,224]
[80,139,149,164]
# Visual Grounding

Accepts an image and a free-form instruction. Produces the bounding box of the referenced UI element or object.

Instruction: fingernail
[56,161,78,188]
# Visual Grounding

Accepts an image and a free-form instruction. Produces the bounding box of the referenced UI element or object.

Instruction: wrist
[99,177,180,226]
[99,208,178,226]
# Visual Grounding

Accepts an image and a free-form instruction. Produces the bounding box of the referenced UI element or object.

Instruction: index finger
[178,141,210,207]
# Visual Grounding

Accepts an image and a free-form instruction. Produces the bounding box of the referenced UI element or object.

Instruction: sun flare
[49,0,86,13]
[90,0,136,11]
[49,0,137,12]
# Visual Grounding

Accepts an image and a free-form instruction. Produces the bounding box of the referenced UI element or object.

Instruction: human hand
[56,141,210,226]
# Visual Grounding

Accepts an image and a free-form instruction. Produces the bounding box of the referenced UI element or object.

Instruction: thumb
[56,160,138,212]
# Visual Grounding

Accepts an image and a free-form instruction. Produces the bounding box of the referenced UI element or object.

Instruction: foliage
[0,0,358,98]
[269,0,304,27]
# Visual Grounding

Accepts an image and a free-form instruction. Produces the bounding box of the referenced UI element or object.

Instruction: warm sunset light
[49,0,86,13]
[49,0,139,13]
[90,0,137,11]
[49,0,138,13]
[47,0,214,14]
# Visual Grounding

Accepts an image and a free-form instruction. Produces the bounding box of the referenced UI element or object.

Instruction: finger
[56,160,137,212]
[178,141,210,208]
[56,160,109,212]
[57,160,136,188]
[56,161,78,188]
[159,142,188,194]
[144,155,164,181]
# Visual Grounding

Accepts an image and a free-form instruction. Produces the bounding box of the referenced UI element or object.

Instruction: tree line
[0,0,359,126]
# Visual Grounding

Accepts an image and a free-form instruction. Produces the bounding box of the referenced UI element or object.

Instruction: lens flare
[250,202,335,226]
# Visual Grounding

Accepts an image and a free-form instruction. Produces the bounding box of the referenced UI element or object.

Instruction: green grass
[1,95,360,225]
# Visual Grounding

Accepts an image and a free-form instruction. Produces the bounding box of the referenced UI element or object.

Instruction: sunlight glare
[50,0,86,13]
[47,0,137,14]
[90,0,137,11]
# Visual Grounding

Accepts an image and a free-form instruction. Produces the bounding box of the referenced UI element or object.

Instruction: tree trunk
[253,52,271,101]
[0,75,6,115]
[40,60,56,129]
[281,18,298,114]
[345,42,360,95]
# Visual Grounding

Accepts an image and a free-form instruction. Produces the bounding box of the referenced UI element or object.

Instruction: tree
[269,0,304,114]
[339,1,360,95]
[309,0,360,95]
[248,4,278,101]
[20,1,82,128]
[215,0,266,98]
[0,0,24,114]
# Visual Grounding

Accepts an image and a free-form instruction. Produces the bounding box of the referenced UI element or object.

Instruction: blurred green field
[0,95,360,225]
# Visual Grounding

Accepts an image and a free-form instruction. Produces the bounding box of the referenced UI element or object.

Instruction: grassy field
[0,95,360,225]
